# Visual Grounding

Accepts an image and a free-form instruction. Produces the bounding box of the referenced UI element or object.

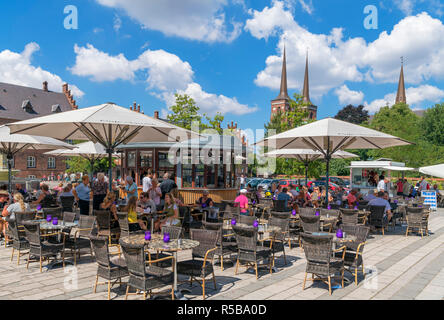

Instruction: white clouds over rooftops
[245,1,444,100]
[69,44,257,116]
[335,85,364,106]
[0,43,84,98]
[95,0,243,43]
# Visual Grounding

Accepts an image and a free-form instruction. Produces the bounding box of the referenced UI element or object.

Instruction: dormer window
[22,100,34,113]
[51,104,62,113]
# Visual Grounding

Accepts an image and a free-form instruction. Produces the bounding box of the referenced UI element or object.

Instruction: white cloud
[70,44,256,116]
[365,85,444,113]
[394,0,415,15]
[113,14,122,32]
[298,0,314,15]
[335,85,364,105]
[0,43,84,98]
[96,0,242,43]
[246,2,444,101]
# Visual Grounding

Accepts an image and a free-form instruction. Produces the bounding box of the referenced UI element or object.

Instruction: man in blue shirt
[364,189,378,201]
[125,176,138,201]
[368,191,392,221]
[277,187,291,210]
[73,175,91,215]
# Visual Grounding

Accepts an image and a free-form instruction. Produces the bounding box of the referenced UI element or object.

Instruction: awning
[382,166,415,171]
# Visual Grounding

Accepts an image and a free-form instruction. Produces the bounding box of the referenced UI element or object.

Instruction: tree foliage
[334,104,369,124]
[167,94,224,133]
[420,103,444,146]
[65,157,115,174]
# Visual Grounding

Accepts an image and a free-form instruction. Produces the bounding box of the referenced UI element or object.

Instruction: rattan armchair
[335,225,369,285]
[368,205,388,235]
[60,196,75,212]
[119,238,174,300]
[262,216,289,266]
[42,207,64,220]
[23,221,65,273]
[299,214,320,233]
[340,208,359,225]
[64,215,95,265]
[116,212,130,238]
[301,232,346,295]
[90,235,128,300]
[273,199,291,212]
[8,219,29,265]
[202,221,236,271]
[232,225,273,279]
[177,229,219,300]
[94,210,120,246]
[299,207,315,216]
[406,207,428,238]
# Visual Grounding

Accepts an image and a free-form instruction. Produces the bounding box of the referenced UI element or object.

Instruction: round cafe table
[123,234,199,300]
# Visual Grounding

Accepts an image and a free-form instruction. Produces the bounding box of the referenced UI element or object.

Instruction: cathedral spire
[395,57,406,104]
[302,51,311,104]
[275,46,290,100]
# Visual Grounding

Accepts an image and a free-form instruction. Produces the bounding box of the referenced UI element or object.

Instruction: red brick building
[0,81,78,178]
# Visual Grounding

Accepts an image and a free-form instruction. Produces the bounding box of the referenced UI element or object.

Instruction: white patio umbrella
[7,103,196,191]
[419,164,444,179]
[256,118,413,205]
[44,141,119,179]
[264,149,358,185]
[0,126,74,193]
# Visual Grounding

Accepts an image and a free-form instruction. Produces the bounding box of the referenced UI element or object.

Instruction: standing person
[142,170,153,193]
[148,178,162,209]
[73,175,92,215]
[160,173,177,200]
[125,176,138,201]
[92,173,108,211]
[396,179,404,196]
[377,177,386,192]
[379,171,385,182]
[240,174,246,189]
[234,189,250,216]
[419,176,429,192]
[402,179,411,197]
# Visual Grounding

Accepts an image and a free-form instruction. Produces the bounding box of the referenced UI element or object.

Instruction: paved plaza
[0,209,443,301]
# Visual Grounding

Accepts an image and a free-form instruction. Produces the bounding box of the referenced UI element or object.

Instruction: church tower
[301,53,317,120]
[270,47,290,119]
[395,58,407,104]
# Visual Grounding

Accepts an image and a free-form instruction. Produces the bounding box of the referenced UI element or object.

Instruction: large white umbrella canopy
[419,164,444,179]
[264,149,358,184]
[256,118,413,205]
[7,103,196,190]
[0,126,74,193]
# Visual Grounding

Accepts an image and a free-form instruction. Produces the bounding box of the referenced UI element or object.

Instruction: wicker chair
[238,215,256,225]
[288,216,302,249]
[22,221,65,273]
[406,207,427,238]
[90,235,128,300]
[273,199,290,212]
[94,210,120,245]
[177,229,219,299]
[262,216,289,266]
[64,215,95,265]
[335,225,369,285]
[60,196,75,212]
[42,206,64,220]
[119,238,174,300]
[116,212,130,238]
[8,219,29,265]
[232,225,273,279]
[15,211,37,225]
[161,226,183,239]
[299,214,320,233]
[299,207,315,216]
[320,209,340,232]
[202,221,236,271]
[271,211,291,219]
[340,208,359,225]
[368,205,388,235]
[301,232,346,295]
[63,212,76,223]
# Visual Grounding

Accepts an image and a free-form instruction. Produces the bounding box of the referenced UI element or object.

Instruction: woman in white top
[1,193,30,242]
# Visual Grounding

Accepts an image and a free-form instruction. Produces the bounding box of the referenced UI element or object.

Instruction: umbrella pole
[325,156,331,208]
[7,154,12,195]
[107,149,113,192]
[305,162,308,187]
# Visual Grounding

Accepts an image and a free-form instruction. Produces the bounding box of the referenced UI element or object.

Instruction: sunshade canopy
[256,118,412,152]
[45,141,118,159]
[419,164,444,179]
[264,149,358,162]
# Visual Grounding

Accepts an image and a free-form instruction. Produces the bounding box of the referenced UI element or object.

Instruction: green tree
[65,157,115,174]
[167,94,224,133]
[334,104,369,124]
[421,103,444,146]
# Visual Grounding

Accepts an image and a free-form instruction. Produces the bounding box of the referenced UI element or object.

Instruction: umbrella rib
[361,137,383,149]
[102,123,109,144]
[331,137,349,154]
[8,123,44,134]
[279,137,299,150]
[62,127,81,141]
[152,127,181,143]
[116,126,143,148]
[307,137,326,156]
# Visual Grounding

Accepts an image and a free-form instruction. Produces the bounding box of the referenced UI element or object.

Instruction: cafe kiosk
[348,158,414,196]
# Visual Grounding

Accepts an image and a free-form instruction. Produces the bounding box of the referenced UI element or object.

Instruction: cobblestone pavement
[0,209,443,300]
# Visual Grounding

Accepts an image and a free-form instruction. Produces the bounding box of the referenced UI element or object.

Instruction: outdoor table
[123,234,199,300]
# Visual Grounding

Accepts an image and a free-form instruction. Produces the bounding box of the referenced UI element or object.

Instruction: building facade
[0,81,78,179]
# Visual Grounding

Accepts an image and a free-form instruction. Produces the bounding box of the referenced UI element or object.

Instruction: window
[27,156,36,168]
[127,152,136,167]
[65,158,71,169]
[2,157,14,169]
[28,175,36,179]
[48,157,56,169]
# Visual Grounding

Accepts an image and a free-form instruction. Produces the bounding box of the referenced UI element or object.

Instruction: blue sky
[1,0,444,133]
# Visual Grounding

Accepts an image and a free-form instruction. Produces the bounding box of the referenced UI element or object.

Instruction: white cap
[240,189,247,194]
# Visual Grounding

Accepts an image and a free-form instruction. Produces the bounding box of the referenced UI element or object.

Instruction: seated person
[255,186,264,203]
[1,193,29,241]
[277,187,291,210]
[195,189,213,209]
[155,193,181,231]
[136,192,157,214]
[125,196,147,232]
[234,189,250,216]
[347,189,358,208]
[32,184,55,208]
[0,189,10,210]
[364,189,378,201]
[100,192,119,228]
[384,192,397,211]
[15,184,26,197]
[368,191,393,221]
[289,184,299,199]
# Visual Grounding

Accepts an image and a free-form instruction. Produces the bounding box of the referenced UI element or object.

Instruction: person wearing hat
[195,189,213,208]
[364,189,378,201]
[234,189,250,216]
